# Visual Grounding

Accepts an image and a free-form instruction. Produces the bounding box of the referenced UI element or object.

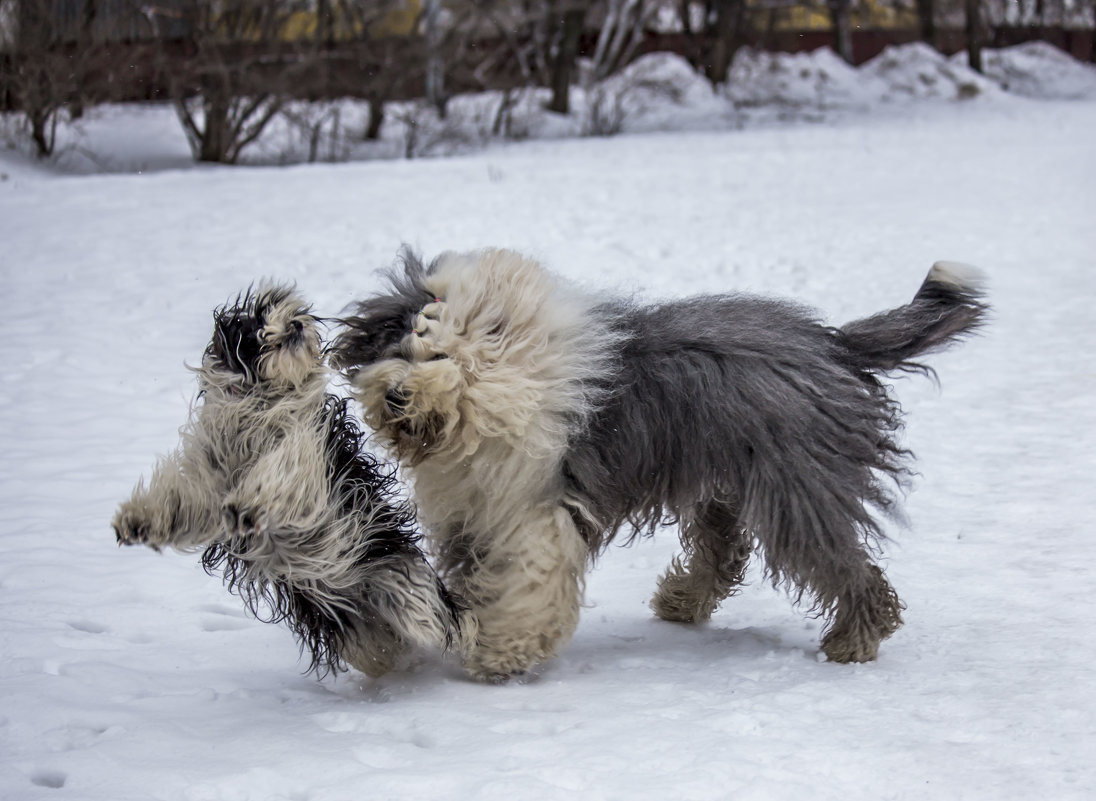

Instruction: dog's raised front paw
[112,504,162,550]
[408,299,448,361]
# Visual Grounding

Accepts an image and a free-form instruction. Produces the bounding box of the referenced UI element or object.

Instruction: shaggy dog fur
[332,250,988,680]
[113,285,471,677]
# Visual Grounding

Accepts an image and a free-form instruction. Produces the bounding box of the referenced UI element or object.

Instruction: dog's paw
[408,299,448,362]
[112,503,163,550]
[481,669,529,685]
[462,646,539,685]
[221,504,265,537]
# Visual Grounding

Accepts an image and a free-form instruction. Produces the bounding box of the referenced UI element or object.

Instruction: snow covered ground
[2,44,1095,801]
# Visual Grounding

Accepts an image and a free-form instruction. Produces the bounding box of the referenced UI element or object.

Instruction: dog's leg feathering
[113,454,222,550]
[651,499,753,624]
[819,564,904,663]
[358,558,477,667]
[451,505,586,682]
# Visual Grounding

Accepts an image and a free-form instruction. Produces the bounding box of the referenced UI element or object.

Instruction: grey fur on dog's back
[565,295,904,558]
[565,265,986,600]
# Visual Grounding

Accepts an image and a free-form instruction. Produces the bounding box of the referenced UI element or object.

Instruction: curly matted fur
[332,250,988,680]
[113,285,471,677]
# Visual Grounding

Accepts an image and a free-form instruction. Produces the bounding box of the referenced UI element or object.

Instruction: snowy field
[2,44,1096,801]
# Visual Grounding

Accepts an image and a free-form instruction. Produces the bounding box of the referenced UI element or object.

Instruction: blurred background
[1,0,1093,164]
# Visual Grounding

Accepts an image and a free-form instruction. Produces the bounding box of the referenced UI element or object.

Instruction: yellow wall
[280,1,422,41]
[766,0,919,32]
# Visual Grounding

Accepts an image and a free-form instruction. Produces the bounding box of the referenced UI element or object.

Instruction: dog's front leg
[113,453,221,550]
[454,505,587,682]
[221,427,327,538]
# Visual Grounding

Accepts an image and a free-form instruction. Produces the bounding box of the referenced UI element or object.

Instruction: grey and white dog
[113,285,472,677]
[332,250,988,681]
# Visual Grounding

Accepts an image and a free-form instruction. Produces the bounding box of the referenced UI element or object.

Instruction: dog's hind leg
[650,498,753,624]
[352,557,476,666]
[450,505,587,682]
[817,563,904,663]
[744,473,905,663]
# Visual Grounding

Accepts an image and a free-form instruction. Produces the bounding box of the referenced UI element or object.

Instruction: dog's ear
[332,251,436,371]
[205,289,265,382]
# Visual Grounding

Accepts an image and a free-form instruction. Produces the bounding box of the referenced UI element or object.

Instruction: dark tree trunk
[548,8,586,114]
[706,0,746,85]
[199,104,229,162]
[916,0,936,49]
[29,103,57,158]
[365,95,385,140]
[965,0,985,73]
[829,0,855,64]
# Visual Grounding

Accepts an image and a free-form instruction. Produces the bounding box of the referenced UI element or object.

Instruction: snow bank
[724,41,1011,110]
[976,41,1096,99]
[863,42,1001,101]
[726,46,877,110]
[2,43,1094,176]
[579,51,730,134]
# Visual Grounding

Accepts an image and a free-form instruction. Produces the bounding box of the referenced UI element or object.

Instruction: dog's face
[204,286,322,391]
[333,249,583,466]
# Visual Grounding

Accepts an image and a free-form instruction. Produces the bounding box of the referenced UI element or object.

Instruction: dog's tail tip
[926,260,987,293]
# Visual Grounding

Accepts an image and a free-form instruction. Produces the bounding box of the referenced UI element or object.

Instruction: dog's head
[332,248,596,467]
[203,285,323,392]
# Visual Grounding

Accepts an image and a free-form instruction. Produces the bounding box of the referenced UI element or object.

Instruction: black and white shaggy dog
[332,250,987,681]
[113,285,471,678]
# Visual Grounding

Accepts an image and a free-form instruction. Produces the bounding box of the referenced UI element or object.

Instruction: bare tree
[583,55,686,136]
[454,1,588,114]
[589,0,659,81]
[2,0,99,157]
[672,0,747,85]
[314,0,414,141]
[422,0,446,115]
[164,0,409,162]
[706,0,747,83]
[158,1,306,164]
[444,1,545,136]
[443,1,579,119]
